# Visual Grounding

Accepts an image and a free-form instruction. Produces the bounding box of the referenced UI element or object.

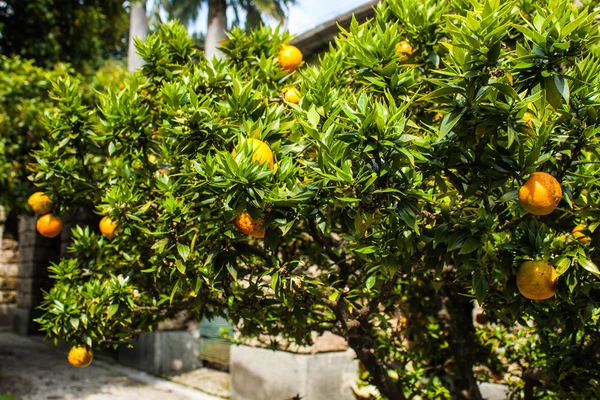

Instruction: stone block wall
[0,206,19,326]
[12,215,60,334]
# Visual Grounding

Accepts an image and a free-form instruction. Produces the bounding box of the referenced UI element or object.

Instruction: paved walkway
[0,330,221,400]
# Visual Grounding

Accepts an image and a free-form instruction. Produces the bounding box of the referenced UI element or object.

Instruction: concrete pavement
[0,329,222,400]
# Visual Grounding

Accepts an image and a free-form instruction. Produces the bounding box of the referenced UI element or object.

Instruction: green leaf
[307,105,320,128]
[270,271,279,292]
[177,244,190,261]
[355,246,378,254]
[176,259,186,274]
[439,111,464,141]
[490,83,519,100]
[578,257,599,275]
[107,304,119,319]
[421,86,464,101]
[459,237,480,254]
[553,75,569,104]
[366,275,377,290]
[472,271,488,304]
[397,203,418,233]
[545,76,562,108]
[226,261,238,280]
[151,238,169,252]
[169,281,179,304]
[554,256,571,276]
[499,190,518,202]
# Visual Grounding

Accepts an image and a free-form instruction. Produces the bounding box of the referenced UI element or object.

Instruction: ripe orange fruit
[67,346,93,368]
[284,88,301,104]
[99,216,117,239]
[232,138,274,169]
[27,192,52,215]
[278,45,303,72]
[234,212,266,238]
[518,172,562,215]
[395,41,413,59]
[36,214,63,238]
[572,224,591,244]
[516,261,558,300]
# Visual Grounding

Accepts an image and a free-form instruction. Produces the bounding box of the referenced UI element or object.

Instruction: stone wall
[0,206,19,326]
[12,215,60,334]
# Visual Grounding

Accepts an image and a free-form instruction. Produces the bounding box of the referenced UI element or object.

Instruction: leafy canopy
[31,0,600,398]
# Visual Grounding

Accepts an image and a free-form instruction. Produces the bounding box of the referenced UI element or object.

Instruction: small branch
[232,241,271,263]
[307,219,352,280]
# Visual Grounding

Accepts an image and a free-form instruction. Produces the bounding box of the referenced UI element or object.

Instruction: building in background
[291,0,379,59]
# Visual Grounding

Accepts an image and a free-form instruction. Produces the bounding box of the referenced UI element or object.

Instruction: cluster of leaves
[32,0,600,399]
[0,56,74,213]
[0,57,127,215]
[0,0,128,72]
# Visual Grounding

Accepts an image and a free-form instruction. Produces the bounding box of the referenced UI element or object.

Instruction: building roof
[290,1,380,57]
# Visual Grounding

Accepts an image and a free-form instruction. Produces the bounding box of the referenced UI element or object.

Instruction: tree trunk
[0,206,5,255]
[205,0,228,59]
[128,1,148,72]
[439,283,483,400]
[348,336,407,400]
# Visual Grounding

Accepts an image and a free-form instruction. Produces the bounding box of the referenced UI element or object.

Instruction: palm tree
[128,1,149,72]
[149,0,296,58]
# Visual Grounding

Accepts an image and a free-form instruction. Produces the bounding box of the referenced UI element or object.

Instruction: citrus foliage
[0,57,74,213]
[0,57,127,215]
[32,1,600,398]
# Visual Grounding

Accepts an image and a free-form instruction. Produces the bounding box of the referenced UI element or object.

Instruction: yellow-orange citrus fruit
[27,192,52,215]
[400,316,409,329]
[99,216,117,239]
[36,214,63,238]
[278,45,303,72]
[572,224,591,244]
[284,88,301,104]
[395,41,413,58]
[516,261,558,300]
[234,212,266,238]
[518,172,562,215]
[68,346,93,368]
[433,113,444,122]
[232,138,274,169]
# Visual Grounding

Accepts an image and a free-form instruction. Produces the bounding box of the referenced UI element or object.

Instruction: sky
[191,0,373,36]
[280,0,373,34]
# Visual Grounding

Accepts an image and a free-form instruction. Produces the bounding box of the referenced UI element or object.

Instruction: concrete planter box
[230,344,358,400]
[118,331,201,376]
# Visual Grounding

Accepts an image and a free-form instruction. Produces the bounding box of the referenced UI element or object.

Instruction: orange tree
[32,1,600,398]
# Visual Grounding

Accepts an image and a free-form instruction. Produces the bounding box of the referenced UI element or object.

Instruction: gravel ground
[170,368,230,399]
[0,330,196,400]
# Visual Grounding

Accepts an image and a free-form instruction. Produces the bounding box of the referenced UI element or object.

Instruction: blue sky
[281,0,373,34]
[191,0,373,36]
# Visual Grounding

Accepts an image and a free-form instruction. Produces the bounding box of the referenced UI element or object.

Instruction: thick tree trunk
[128,1,148,72]
[439,283,483,400]
[348,336,407,400]
[205,0,228,59]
